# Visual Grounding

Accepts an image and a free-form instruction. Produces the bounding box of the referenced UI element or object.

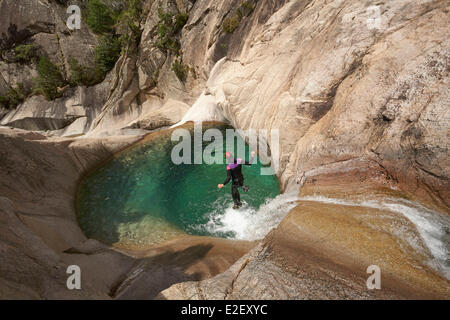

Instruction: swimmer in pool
[218,151,255,209]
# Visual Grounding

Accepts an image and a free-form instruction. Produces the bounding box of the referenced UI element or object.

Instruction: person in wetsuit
[218,151,255,209]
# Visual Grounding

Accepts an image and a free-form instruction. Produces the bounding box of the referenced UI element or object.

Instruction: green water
[77,124,281,248]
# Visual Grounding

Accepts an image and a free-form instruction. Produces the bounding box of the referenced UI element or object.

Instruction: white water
[203,192,299,241]
[299,195,450,279]
[202,192,449,279]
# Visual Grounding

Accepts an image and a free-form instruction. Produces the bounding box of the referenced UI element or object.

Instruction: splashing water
[199,192,299,240]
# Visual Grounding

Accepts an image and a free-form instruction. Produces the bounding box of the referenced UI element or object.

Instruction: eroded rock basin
[77,123,291,250]
[1,127,449,299]
[75,123,450,298]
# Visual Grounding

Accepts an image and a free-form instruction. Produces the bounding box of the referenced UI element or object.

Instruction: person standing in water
[218,151,256,209]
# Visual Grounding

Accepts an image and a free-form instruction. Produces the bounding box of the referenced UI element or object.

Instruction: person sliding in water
[218,151,256,209]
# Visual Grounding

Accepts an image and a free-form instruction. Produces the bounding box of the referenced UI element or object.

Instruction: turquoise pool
[77,123,281,248]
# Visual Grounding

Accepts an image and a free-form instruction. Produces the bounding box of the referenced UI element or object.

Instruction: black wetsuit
[223,156,254,207]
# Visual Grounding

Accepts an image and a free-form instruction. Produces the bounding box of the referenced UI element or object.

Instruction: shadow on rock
[110,244,214,299]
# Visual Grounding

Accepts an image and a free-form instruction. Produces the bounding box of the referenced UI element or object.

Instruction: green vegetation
[73,0,144,87]
[116,0,143,47]
[86,0,143,45]
[0,83,28,109]
[33,57,66,100]
[223,15,241,33]
[118,0,142,25]
[63,0,143,89]
[127,0,143,21]
[154,6,190,82]
[85,1,191,84]
[241,1,256,13]
[67,34,121,87]
[68,58,104,87]
[94,35,122,73]
[172,59,188,82]
[222,1,255,34]
[175,12,189,31]
[86,0,115,34]
[13,44,39,64]
[1,1,147,104]
[156,8,188,53]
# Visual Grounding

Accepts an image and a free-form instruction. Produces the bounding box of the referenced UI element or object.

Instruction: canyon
[0,0,448,299]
